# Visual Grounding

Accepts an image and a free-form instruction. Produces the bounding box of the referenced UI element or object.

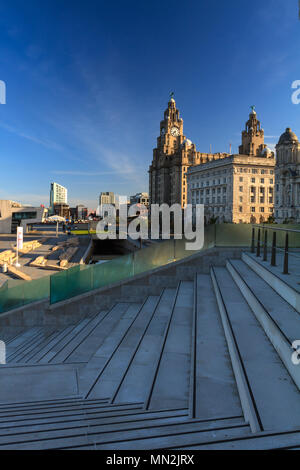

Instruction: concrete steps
[190,273,243,420]
[1,247,300,449]
[6,327,44,362]
[0,401,145,426]
[113,288,177,405]
[212,266,300,432]
[227,258,300,390]
[10,328,59,363]
[68,418,250,451]
[78,302,144,397]
[147,281,194,411]
[242,252,300,313]
[86,296,161,399]
[0,413,249,450]
[40,303,130,364]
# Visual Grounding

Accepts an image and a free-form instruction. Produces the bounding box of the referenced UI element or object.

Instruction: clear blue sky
[0,0,299,210]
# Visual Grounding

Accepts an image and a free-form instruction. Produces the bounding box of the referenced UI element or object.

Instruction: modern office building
[50,182,68,213]
[187,108,275,224]
[275,128,300,223]
[0,200,47,233]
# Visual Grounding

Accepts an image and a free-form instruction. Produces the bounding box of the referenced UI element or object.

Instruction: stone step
[38,318,92,363]
[6,328,45,362]
[213,266,300,432]
[39,303,130,364]
[65,306,142,364]
[113,288,177,405]
[26,309,111,364]
[0,416,249,450]
[48,309,111,364]
[79,302,144,397]
[227,259,300,390]
[190,274,243,420]
[242,252,300,313]
[11,329,58,363]
[0,402,145,426]
[25,325,82,363]
[87,296,161,400]
[147,281,194,411]
[2,328,26,344]
[177,428,300,450]
[0,397,108,412]
[1,409,189,440]
[66,419,250,451]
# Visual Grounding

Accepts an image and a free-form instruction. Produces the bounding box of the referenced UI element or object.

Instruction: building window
[260,178,264,184]
[239,206,243,213]
[270,179,273,184]
[239,186,243,192]
[260,207,265,213]
[251,207,255,212]
[239,197,243,203]
[251,178,255,183]
[239,177,243,182]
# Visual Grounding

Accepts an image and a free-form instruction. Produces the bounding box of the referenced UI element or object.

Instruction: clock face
[161,127,165,135]
[171,127,179,137]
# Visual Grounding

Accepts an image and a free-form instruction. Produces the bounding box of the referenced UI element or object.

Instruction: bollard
[271,232,276,267]
[263,230,268,262]
[256,228,261,257]
[283,233,289,275]
[251,228,255,253]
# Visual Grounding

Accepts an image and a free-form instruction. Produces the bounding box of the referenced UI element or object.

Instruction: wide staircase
[1,250,300,450]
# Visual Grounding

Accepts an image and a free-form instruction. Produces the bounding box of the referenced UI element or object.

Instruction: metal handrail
[250,225,300,275]
[252,224,300,234]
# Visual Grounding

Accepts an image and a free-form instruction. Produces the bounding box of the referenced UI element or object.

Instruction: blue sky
[0,0,299,209]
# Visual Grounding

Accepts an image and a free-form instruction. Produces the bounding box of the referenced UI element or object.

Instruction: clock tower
[149,96,198,207]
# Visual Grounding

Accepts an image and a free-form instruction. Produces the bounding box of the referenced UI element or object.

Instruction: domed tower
[275,128,300,222]
[275,128,300,166]
[239,106,268,156]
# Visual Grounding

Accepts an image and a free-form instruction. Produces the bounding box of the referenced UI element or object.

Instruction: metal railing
[251,225,300,275]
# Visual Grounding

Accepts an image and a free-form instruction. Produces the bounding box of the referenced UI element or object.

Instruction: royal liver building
[275,128,300,223]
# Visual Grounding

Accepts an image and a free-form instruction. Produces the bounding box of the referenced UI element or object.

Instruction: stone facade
[187,109,275,223]
[187,155,275,224]
[149,99,275,223]
[149,98,229,208]
[275,128,300,223]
